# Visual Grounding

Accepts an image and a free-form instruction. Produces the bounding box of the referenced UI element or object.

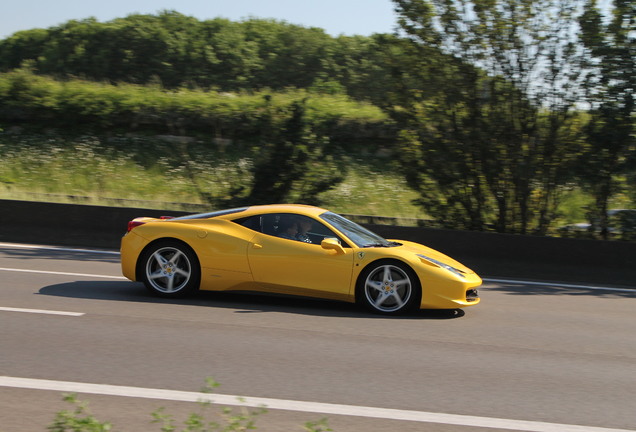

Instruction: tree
[391,0,586,233]
[0,12,409,103]
[579,0,635,240]
[216,97,347,206]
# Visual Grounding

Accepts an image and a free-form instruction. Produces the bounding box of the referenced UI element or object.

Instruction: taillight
[127,220,146,232]
[127,216,174,233]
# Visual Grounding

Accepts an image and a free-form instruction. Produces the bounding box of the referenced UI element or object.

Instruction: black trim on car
[171,207,248,220]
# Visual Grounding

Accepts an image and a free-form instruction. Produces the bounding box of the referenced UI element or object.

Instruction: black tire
[139,240,200,298]
[356,260,421,315]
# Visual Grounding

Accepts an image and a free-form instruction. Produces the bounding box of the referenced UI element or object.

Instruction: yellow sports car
[121,204,481,315]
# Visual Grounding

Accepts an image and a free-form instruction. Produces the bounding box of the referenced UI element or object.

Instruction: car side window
[234,213,348,247]
[234,215,262,232]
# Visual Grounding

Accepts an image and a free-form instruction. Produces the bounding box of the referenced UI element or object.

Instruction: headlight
[417,254,466,279]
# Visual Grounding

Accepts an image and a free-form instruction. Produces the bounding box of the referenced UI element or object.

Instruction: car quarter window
[234,213,348,246]
[234,215,262,232]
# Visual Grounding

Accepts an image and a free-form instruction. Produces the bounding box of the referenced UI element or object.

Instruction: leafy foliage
[48,380,333,432]
[578,0,635,239]
[0,67,388,141]
[48,394,112,432]
[0,8,634,236]
[0,11,398,105]
[392,0,591,234]
[241,99,348,206]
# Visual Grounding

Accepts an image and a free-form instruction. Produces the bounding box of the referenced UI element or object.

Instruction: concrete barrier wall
[1,199,634,286]
[367,224,636,286]
[0,199,189,248]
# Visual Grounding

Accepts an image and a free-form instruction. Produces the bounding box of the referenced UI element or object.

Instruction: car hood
[391,240,476,274]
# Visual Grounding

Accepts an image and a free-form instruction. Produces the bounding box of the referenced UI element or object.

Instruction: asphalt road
[1,242,635,432]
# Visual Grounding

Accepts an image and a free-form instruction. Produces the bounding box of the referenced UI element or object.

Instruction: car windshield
[320,212,397,248]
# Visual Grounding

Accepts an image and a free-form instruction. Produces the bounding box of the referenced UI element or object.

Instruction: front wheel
[139,240,200,298]
[356,260,421,315]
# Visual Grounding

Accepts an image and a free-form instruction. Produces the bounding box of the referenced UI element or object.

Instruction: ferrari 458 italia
[121,204,481,315]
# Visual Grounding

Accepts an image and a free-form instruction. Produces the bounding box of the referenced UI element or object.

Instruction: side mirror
[321,237,345,255]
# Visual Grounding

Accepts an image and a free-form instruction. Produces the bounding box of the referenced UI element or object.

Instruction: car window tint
[233,215,262,232]
[235,213,348,247]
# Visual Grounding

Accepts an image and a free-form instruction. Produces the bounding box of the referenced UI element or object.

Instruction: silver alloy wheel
[145,246,192,294]
[364,264,412,313]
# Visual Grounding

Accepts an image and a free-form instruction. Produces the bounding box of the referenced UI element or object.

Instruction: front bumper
[418,270,482,309]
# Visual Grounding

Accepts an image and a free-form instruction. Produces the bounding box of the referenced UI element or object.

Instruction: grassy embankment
[0,132,424,219]
[2,130,625,227]
[0,70,424,218]
[1,70,632,226]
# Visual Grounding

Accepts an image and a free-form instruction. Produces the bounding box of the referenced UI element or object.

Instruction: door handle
[252,243,263,249]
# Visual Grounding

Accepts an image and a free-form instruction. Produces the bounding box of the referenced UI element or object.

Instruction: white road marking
[0,377,632,432]
[0,307,84,316]
[482,278,636,293]
[0,242,119,255]
[0,267,127,280]
[1,242,634,293]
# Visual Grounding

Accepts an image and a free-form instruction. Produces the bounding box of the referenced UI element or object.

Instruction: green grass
[555,185,636,226]
[2,132,632,230]
[319,161,424,219]
[556,188,594,225]
[0,133,422,218]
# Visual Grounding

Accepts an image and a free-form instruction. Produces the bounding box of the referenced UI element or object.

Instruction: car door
[245,213,355,301]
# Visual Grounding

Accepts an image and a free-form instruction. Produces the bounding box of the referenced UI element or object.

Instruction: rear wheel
[140,240,200,298]
[356,260,421,315]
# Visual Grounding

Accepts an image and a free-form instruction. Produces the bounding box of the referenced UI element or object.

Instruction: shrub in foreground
[47,379,333,432]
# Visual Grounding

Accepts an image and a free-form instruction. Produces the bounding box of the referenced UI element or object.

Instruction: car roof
[233,204,329,218]
[247,204,327,215]
[174,204,329,221]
